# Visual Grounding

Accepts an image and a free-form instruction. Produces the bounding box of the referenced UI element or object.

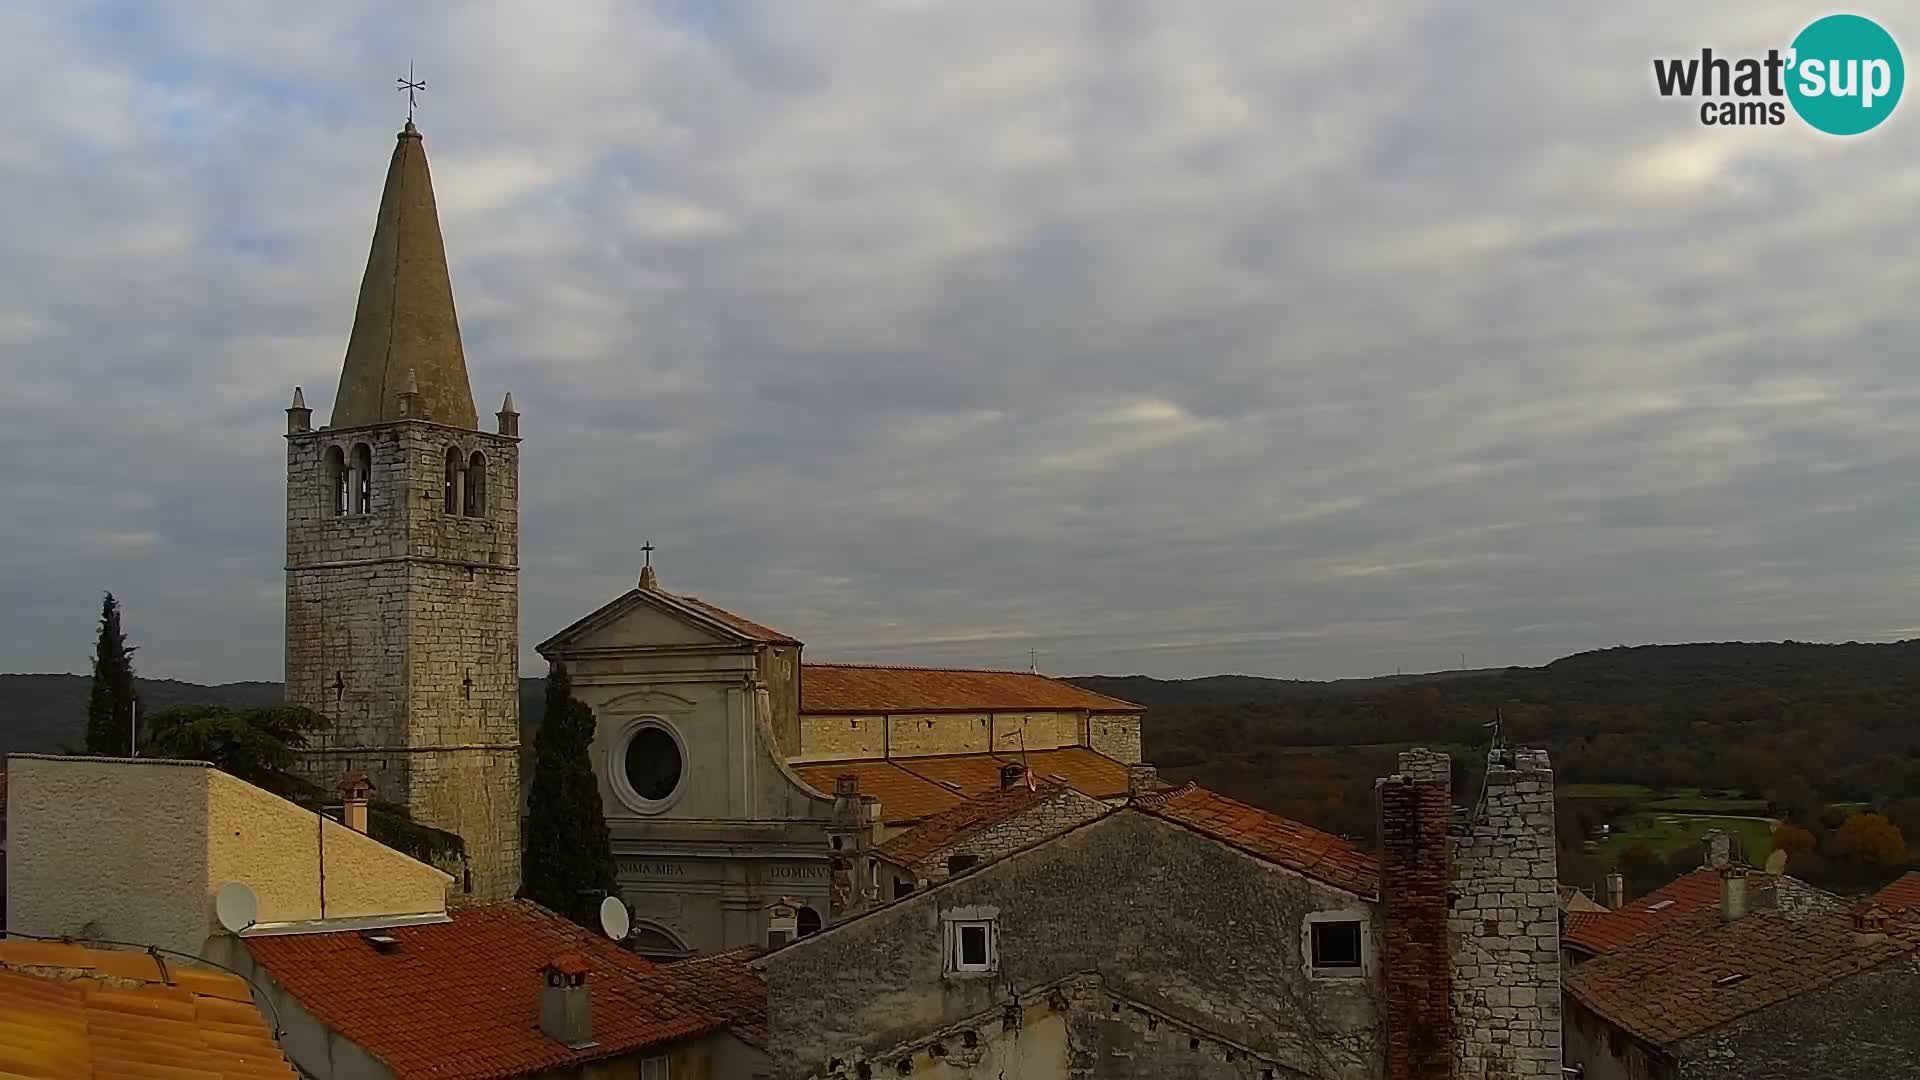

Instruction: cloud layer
[2,1,1916,683]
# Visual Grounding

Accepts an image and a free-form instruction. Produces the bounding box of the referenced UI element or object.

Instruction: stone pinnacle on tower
[329,119,479,430]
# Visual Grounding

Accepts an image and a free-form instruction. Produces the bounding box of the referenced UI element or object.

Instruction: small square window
[1311,920,1362,971]
[640,1054,670,1080]
[948,919,996,974]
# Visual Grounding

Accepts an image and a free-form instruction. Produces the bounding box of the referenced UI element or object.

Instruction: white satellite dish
[215,882,259,934]
[599,895,631,941]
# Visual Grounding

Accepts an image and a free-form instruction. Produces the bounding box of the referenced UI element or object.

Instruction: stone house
[1562,864,1845,970]
[1563,883,1920,1079]
[754,746,1563,1080]
[869,768,1113,901]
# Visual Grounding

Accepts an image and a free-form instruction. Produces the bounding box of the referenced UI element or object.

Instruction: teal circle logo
[1787,14,1904,135]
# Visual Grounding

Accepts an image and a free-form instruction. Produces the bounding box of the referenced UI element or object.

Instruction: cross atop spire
[397,62,426,123]
[638,542,659,591]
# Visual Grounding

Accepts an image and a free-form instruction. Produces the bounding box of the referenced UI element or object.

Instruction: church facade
[282,120,523,904]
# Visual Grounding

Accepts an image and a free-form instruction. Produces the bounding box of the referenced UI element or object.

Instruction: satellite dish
[1764,849,1788,876]
[215,882,259,934]
[598,895,630,941]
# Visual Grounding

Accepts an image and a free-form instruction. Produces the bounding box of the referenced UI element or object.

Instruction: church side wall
[1088,714,1143,765]
[796,711,1091,762]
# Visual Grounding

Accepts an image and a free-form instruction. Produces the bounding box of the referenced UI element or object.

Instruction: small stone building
[755,746,1564,1080]
[870,769,1112,901]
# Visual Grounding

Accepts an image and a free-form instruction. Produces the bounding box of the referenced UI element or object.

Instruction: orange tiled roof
[800,664,1140,714]
[671,593,801,645]
[1563,869,1797,955]
[793,748,1134,824]
[1565,908,1920,1047]
[245,900,725,1080]
[0,938,297,1079]
[665,946,767,1049]
[876,781,1074,868]
[1138,783,1380,898]
[1876,871,1920,914]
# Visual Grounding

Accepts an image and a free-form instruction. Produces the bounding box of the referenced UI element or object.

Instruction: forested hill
[1071,641,1920,806]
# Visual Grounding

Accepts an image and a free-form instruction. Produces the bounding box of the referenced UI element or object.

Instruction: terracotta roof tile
[1565,908,1920,1046]
[0,940,296,1079]
[793,748,1133,824]
[245,900,725,1080]
[1560,869,1847,955]
[1138,783,1380,898]
[1875,871,1920,914]
[800,664,1140,714]
[670,594,801,645]
[665,947,767,1049]
[876,781,1072,868]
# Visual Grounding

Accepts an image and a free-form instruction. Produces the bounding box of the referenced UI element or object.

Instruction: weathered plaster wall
[206,767,450,923]
[905,789,1110,882]
[4,755,212,957]
[1673,951,1920,1079]
[762,811,1382,1080]
[285,419,522,904]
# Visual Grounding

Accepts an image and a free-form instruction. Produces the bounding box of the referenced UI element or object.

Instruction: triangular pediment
[539,588,761,655]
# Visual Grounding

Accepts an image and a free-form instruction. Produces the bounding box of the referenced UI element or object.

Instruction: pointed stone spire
[496,391,519,437]
[329,120,479,430]
[286,386,312,434]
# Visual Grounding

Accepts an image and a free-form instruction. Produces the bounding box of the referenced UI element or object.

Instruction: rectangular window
[1311,920,1362,971]
[640,1056,670,1080]
[951,920,994,972]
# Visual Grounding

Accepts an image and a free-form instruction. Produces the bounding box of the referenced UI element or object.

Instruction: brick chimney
[539,954,594,1048]
[338,771,374,834]
[1375,748,1454,1080]
[1604,872,1625,911]
[1126,764,1157,798]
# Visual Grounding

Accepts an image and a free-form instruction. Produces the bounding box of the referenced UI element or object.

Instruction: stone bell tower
[283,118,522,903]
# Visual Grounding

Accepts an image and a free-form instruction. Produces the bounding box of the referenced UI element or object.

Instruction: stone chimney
[1380,746,1562,1080]
[286,387,312,434]
[1605,872,1626,911]
[1375,748,1454,1080]
[1720,867,1748,923]
[1852,902,1889,946]
[999,762,1028,790]
[1126,764,1158,798]
[539,954,594,1048]
[338,771,374,834]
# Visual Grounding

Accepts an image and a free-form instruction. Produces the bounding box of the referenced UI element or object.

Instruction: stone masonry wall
[909,787,1110,881]
[1447,748,1561,1079]
[1088,714,1143,765]
[285,417,521,904]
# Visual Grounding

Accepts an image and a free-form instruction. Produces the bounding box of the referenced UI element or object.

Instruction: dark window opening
[959,924,989,967]
[623,726,682,802]
[443,447,463,513]
[797,906,822,937]
[350,443,372,513]
[947,854,980,875]
[326,446,348,516]
[1311,920,1362,969]
[464,450,487,516]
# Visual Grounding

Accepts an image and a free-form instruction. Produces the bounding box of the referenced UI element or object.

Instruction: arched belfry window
[325,446,348,517]
[350,443,372,514]
[464,451,487,517]
[443,447,464,514]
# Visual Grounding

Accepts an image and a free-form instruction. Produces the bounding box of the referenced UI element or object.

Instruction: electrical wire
[0,928,289,1039]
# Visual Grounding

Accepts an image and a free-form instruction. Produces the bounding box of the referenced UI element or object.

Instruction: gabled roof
[245,900,725,1080]
[665,947,767,1049]
[1137,783,1379,899]
[792,747,1134,825]
[538,584,801,654]
[0,938,297,1079]
[1562,869,1844,956]
[800,664,1140,714]
[875,780,1074,868]
[1564,908,1920,1048]
[1876,871,1920,914]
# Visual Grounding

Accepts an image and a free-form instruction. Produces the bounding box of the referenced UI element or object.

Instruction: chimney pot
[1720,867,1748,923]
[539,955,595,1048]
[1126,764,1157,798]
[1605,872,1626,911]
[338,770,374,834]
[1000,762,1027,790]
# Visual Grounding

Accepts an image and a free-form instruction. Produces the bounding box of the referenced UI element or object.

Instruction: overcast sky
[1,2,1915,685]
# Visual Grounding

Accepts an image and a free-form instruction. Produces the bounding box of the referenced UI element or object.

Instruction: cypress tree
[520,660,620,928]
[84,592,141,756]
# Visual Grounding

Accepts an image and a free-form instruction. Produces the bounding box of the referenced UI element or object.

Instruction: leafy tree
[139,703,330,797]
[520,661,619,928]
[1771,823,1817,859]
[84,592,141,755]
[1883,797,1920,848]
[1830,813,1908,867]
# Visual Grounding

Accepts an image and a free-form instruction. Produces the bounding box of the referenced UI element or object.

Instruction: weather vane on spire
[397,61,426,122]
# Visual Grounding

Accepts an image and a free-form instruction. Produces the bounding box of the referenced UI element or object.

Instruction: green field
[1590,813,1776,868]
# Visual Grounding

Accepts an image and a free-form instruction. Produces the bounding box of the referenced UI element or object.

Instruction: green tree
[140,703,330,797]
[520,661,619,928]
[84,592,142,755]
